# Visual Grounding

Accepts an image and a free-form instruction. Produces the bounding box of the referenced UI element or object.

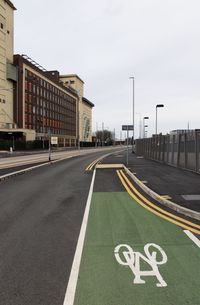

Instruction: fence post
[162,135,165,162]
[184,133,187,169]
[166,135,169,164]
[158,134,162,161]
[177,134,181,167]
[195,130,199,173]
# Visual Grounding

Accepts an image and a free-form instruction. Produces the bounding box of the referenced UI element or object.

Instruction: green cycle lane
[74,176,200,305]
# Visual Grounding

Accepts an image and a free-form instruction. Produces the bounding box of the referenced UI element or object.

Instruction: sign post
[122,125,134,165]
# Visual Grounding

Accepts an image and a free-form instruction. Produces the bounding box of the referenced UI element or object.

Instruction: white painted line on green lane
[63,169,96,305]
[184,230,200,248]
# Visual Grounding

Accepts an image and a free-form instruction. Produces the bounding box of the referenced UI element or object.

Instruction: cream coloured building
[0,0,16,129]
[60,74,94,142]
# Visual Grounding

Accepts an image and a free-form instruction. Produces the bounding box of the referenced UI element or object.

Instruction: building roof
[82,97,94,108]
[14,54,78,98]
[60,74,84,84]
[5,0,16,10]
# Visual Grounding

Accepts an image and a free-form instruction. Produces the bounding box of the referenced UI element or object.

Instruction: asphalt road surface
[0,148,122,305]
[0,148,199,305]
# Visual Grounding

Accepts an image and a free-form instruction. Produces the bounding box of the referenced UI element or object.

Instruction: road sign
[51,137,58,145]
[122,125,134,131]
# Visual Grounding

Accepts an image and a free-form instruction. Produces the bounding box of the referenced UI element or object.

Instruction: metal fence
[135,130,200,173]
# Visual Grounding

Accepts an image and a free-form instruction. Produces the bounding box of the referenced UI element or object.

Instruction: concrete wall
[81,100,92,142]
[60,74,93,142]
[0,0,14,128]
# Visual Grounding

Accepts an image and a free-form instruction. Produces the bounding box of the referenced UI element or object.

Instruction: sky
[13,0,200,139]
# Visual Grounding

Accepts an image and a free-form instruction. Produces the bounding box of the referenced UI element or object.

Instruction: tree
[96,129,113,146]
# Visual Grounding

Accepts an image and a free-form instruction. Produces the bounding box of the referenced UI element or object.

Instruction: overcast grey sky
[13,0,200,139]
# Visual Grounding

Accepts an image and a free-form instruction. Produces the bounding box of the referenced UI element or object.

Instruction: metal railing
[135,130,200,173]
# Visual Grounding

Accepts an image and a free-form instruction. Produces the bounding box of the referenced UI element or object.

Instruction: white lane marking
[0,156,74,181]
[114,243,167,287]
[184,230,200,248]
[63,169,96,305]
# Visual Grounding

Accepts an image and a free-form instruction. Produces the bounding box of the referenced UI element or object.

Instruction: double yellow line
[86,157,103,171]
[117,169,200,235]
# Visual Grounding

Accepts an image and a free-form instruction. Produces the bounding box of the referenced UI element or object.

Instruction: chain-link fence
[135,130,200,173]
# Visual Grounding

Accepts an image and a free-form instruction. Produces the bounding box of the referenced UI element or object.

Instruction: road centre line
[119,170,200,230]
[85,148,126,171]
[63,169,96,305]
[117,170,200,235]
[85,157,101,171]
[184,230,200,248]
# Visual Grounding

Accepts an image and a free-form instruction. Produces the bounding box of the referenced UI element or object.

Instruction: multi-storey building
[60,74,94,142]
[14,55,78,146]
[0,0,94,146]
[0,0,16,129]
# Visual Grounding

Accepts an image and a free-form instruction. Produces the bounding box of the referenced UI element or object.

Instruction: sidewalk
[104,150,200,212]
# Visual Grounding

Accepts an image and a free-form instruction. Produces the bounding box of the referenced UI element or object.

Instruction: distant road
[0,146,123,170]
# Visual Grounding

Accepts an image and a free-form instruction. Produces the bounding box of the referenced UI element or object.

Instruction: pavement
[102,149,200,213]
[0,147,84,158]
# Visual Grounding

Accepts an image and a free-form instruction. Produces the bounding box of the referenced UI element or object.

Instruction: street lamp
[143,116,149,138]
[129,77,134,152]
[155,104,164,135]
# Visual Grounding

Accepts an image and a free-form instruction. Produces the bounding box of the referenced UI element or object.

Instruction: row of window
[25,80,74,99]
[25,124,75,135]
[25,114,75,127]
[25,102,75,119]
[23,69,76,136]
[25,80,75,100]
[25,93,75,112]
[25,70,75,97]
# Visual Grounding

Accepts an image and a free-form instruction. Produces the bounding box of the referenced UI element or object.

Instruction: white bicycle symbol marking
[114,243,168,287]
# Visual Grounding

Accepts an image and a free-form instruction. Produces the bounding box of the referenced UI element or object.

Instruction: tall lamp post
[129,77,134,152]
[143,116,149,138]
[155,104,164,135]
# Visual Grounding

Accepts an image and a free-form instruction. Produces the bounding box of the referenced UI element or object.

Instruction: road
[0,148,122,305]
[0,147,117,171]
[0,148,199,305]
